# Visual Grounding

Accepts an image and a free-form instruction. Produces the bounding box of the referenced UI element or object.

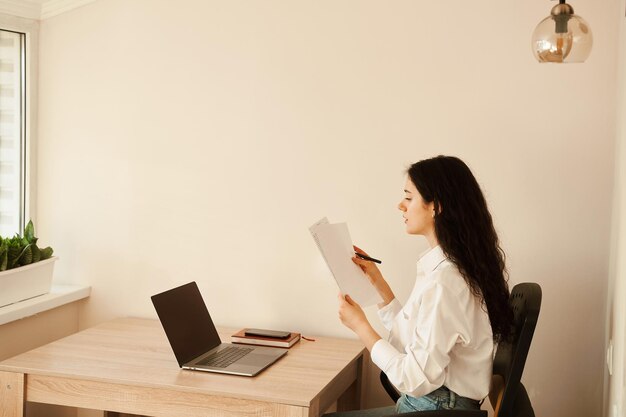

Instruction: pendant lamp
[531,0,592,63]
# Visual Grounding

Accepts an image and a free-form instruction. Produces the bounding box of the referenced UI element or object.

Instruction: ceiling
[0,0,96,20]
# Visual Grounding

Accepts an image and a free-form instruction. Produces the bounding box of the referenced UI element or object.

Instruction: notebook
[231,329,301,348]
[151,282,287,376]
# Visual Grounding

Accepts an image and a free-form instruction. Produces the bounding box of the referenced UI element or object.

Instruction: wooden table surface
[0,317,366,417]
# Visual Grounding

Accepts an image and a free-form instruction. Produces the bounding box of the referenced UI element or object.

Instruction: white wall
[37,1,619,415]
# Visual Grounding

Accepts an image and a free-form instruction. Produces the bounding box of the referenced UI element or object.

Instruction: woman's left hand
[337,294,382,351]
[337,293,368,332]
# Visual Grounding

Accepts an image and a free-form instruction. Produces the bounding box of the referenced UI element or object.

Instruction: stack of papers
[309,217,383,307]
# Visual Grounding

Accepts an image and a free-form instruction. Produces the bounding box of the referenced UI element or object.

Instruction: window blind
[0,29,25,237]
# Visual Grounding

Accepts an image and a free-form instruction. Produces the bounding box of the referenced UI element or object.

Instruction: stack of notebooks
[231,329,301,348]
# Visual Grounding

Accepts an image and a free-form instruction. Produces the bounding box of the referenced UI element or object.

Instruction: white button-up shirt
[370,245,494,400]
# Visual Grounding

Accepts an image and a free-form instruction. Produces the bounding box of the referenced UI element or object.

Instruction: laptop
[151,281,287,376]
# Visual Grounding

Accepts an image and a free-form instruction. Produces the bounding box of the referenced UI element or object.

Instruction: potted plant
[0,221,56,308]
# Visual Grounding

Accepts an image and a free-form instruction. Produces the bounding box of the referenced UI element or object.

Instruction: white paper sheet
[309,217,383,307]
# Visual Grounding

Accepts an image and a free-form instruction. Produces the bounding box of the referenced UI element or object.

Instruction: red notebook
[231,329,301,348]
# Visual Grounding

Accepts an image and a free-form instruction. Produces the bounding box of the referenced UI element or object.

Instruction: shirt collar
[417,245,447,273]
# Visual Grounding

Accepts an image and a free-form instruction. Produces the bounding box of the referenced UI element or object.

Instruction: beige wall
[35,0,619,416]
[607,0,626,416]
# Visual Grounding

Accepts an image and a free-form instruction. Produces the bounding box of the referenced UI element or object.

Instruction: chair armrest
[380,371,401,403]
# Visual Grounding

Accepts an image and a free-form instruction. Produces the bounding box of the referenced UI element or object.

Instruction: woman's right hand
[352,245,395,308]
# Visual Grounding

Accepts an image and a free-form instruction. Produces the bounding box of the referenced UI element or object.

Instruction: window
[0,29,26,237]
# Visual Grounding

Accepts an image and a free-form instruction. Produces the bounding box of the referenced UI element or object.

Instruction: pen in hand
[355,252,382,264]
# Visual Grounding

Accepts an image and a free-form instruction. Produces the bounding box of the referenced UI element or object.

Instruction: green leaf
[31,245,41,263]
[17,244,33,266]
[24,220,35,243]
[0,249,7,271]
[7,242,22,268]
[40,247,53,260]
[0,245,7,271]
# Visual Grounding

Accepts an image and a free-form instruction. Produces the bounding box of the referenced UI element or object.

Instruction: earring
[432,211,435,218]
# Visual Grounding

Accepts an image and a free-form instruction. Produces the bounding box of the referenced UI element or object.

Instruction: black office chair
[379,282,541,417]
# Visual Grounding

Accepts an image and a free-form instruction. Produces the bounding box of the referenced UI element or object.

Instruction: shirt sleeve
[370,277,472,397]
[377,298,402,331]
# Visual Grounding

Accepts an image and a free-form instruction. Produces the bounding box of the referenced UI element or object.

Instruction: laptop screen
[151,282,222,367]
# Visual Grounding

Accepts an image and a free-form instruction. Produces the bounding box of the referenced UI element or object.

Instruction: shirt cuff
[371,338,401,373]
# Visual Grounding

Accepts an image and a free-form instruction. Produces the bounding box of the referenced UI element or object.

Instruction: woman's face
[398,177,436,242]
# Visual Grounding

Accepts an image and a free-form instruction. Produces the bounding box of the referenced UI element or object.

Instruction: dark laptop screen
[151,282,221,367]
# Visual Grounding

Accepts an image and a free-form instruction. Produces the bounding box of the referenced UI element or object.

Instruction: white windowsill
[0,284,91,326]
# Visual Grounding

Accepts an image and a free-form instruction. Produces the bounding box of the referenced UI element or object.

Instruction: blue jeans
[323,386,480,416]
[396,386,481,412]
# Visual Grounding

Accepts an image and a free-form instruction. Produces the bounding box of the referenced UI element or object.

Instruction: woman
[334,155,513,414]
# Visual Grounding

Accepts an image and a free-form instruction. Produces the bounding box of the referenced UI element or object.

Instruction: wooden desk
[0,317,365,417]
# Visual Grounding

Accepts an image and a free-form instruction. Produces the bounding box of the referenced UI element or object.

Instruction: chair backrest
[489,282,541,417]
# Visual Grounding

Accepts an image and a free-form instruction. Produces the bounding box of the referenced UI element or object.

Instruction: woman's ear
[433,201,443,217]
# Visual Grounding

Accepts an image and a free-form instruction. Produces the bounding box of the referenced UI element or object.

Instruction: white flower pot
[0,257,57,308]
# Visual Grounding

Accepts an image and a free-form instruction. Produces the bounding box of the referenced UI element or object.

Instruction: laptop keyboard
[198,346,254,368]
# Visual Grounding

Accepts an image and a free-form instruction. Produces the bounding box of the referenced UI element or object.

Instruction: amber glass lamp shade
[532,1,592,63]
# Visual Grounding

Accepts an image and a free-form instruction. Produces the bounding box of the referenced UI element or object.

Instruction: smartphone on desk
[244,328,291,339]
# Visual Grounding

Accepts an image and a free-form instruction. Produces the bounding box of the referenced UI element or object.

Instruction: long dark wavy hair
[408,155,513,343]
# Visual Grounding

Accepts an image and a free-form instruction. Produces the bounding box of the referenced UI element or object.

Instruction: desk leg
[0,372,24,417]
[336,355,364,412]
